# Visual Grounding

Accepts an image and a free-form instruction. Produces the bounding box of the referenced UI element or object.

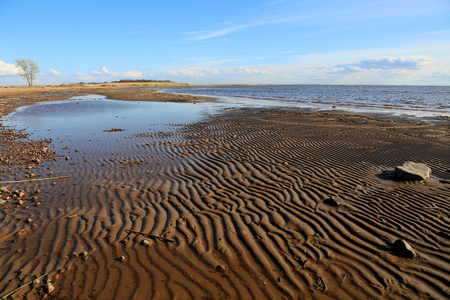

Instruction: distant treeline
[110,79,173,83]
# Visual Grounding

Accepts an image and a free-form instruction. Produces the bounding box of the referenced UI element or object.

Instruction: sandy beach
[1,84,449,299]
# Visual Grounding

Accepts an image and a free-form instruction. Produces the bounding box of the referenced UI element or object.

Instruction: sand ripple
[1,109,450,299]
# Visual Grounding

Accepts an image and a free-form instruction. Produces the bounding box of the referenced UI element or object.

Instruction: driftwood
[0,272,49,300]
[0,176,72,184]
[125,229,175,243]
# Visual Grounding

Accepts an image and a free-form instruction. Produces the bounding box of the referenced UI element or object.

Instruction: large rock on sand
[395,161,431,181]
[391,239,417,258]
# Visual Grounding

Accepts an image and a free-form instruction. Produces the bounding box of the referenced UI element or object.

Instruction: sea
[165,85,450,119]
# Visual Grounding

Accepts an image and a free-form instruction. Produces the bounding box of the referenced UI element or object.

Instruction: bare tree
[15,58,40,86]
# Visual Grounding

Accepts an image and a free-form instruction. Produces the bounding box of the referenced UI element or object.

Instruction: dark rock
[395,161,431,181]
[391,239,417,258]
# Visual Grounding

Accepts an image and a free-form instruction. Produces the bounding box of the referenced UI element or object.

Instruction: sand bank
[0,87,449,299]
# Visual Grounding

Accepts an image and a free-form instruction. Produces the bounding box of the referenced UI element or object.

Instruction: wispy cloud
[186,24,257,40]
[326,56,430,74]
[48,69,60,76]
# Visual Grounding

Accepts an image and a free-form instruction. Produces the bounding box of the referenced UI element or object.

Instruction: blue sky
[1,0,449,85]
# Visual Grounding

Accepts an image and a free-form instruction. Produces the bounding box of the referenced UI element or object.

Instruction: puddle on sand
[3,95,224,160]
[5,95,216,139]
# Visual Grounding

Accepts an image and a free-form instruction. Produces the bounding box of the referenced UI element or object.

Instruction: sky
[1,0,449,85]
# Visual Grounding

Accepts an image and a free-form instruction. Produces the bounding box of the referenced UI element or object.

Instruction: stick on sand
[0,176,72,184]
[125,229,175,243]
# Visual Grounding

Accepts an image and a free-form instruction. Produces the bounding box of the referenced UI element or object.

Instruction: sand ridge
[0,92,450,299]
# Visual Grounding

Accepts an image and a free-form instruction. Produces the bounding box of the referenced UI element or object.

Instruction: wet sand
[1,86,450,299]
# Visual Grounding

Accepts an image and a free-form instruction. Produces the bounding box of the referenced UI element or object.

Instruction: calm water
[3,85,449,143]
[166,85,450,118]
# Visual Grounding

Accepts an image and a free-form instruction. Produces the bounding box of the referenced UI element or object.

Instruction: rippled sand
[1,94,450,299]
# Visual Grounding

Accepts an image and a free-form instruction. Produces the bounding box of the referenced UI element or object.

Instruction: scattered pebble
[118,255,126,262]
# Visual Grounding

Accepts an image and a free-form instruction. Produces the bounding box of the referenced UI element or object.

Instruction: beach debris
[323,195,344,206]
[140,239,151,247]
[125,229,176,243]
[0,272,50,299]
[394,161,431,181]
[391,239,417,258]
[104,128,125,132]
[216,264,226,273]
[0,175,72,184]
[313,276,326,292]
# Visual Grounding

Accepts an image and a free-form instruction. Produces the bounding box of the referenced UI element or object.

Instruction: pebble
[80,251,89,260]
[324,195,344,206]
[118,255,126,262]
[140,239,150,247]
[216,264,226,272]
[43,282,55,294]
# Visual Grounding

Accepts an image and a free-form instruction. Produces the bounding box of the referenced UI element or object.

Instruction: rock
[118,255,126,262]
[18,199,24,206]
[80,251,88,260]
[140,239,150,247]
[0,199,7,206]
[0,187,8,193]
[395,161,431,181]
[323,196,344,206]
[216,264,226,272]
[43,282,55,294]
[391,239,417,258]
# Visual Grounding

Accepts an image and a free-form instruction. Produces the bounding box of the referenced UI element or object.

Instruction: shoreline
[1,86,450,299]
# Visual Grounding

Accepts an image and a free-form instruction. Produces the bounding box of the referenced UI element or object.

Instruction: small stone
[0,187,8,193]
[118,256,126,262]
[140,239,150,247]
[65,157,70,161]
[43,282,55,294]
[216,264,226,272]
[391,239,417,258]
[324,196,344,206]
[25,217,32,224]
[80,251,88,260]
[395,161,431,181]
[18,199,24,206]
[0,199,7,206]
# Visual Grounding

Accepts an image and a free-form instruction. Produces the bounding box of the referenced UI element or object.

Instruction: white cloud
[167,69,205,77]
[49,68,60,76]
[226,66,273,75]
[0,60,18,76]
[325,56,430,74]
[122,70,143,78]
